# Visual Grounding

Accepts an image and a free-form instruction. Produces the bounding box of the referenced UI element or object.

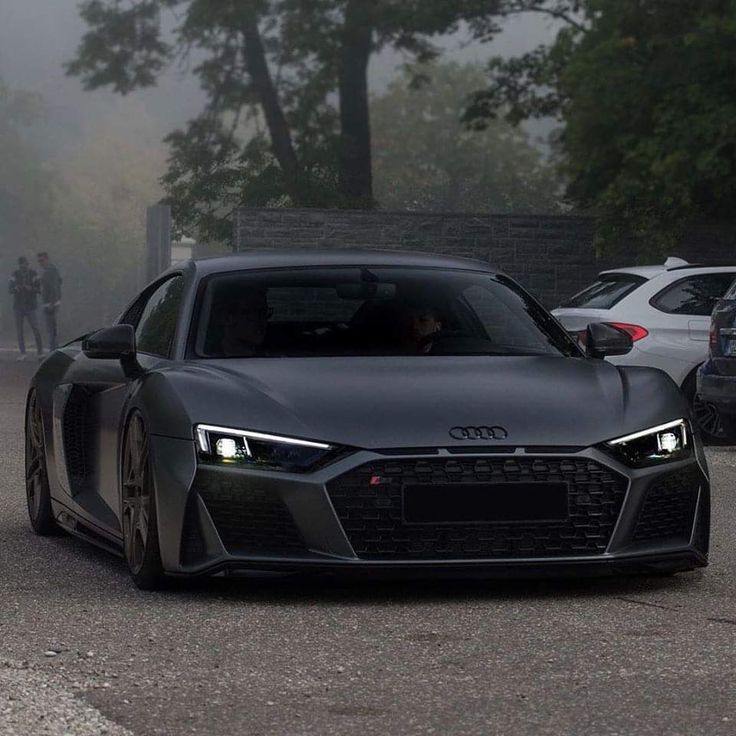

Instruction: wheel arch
[117,374,197,574]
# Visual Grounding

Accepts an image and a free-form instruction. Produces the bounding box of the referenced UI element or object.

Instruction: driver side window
[126,276,185,358]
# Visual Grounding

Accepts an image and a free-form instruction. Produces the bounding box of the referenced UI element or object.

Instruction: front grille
[194,473,306,555]
[633,468,700,543]
[326,456,628,560]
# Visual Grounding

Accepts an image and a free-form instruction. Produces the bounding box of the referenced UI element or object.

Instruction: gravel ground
[1,359,735,736]
[0,660,132,736]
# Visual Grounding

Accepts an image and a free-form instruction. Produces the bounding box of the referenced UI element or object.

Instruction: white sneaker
[16,354,27,362]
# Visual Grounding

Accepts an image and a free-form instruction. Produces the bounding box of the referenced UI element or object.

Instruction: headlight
[195,424,339,472]
[601,419,692,468]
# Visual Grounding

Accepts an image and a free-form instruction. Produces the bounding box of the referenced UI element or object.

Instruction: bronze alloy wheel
[25,390,59,535]
[121,412,165,589]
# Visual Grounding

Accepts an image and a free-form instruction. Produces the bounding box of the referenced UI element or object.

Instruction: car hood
[160,355,688,450]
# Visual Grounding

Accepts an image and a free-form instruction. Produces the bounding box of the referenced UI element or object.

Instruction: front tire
[121,412,165,590]
[25,390,60,535]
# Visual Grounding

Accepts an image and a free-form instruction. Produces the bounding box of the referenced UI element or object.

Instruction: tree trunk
[338,1,374,207]
[240,11,303,203]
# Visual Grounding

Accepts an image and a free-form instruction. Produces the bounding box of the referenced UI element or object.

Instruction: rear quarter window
[560,274,646,309]
[651,273,736,316]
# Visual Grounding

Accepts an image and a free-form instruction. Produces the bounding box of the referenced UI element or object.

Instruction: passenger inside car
[402,303,443,353]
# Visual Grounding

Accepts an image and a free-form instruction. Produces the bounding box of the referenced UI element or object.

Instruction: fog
[0,0,558,346]
[0,1,556,151]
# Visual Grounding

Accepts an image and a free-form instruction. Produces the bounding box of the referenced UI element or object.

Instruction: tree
[465,0,736,252]
[372,63,562,213]
[67,0,505,241]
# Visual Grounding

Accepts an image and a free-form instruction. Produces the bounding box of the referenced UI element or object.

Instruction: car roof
[184,249,497,277]
[598,265,667,279]
[599,257,736,281]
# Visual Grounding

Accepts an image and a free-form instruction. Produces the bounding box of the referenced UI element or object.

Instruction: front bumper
[149,438,710,579]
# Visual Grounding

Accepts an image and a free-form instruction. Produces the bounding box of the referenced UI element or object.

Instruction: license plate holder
[402,482,569,525]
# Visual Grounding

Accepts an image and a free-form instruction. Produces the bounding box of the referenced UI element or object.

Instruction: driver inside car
[219,288,271,357]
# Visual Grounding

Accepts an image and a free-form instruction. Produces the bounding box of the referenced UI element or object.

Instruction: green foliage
[66,0,171,93]
[467,0,736,253]
[372,63,562,213]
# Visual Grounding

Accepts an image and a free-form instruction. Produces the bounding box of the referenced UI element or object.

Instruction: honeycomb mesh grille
[62,387,92,484]
[326,456,628,560]
[195,473,306,555]
[633,468,700,543]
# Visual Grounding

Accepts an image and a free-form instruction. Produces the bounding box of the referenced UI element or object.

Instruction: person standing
[37,251,62,352]
[8,256,43,361]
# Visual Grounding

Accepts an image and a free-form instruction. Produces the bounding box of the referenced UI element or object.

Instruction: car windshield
[192,266,579,359]
[560,274,647,309]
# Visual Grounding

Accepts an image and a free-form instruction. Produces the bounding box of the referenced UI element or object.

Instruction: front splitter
[168,549,706,581]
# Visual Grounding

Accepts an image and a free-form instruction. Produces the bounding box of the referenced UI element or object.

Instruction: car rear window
[559,274,647,309]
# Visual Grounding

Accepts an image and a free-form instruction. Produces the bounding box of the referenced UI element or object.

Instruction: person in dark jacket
[37,252,62,351]
[8,256,43,360]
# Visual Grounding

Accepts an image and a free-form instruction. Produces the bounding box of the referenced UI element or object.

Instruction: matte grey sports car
[26,251,710,589]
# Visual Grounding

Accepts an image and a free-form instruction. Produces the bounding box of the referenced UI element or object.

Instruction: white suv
[552,257,736,442]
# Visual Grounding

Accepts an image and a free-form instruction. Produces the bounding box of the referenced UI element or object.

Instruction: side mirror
[586,322,633,359]
[82,324,139,374]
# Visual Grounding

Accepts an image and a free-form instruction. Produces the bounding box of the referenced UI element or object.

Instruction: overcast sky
[0,1,558,150]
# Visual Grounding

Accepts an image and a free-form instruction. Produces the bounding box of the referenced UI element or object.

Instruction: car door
[55,275,185,536]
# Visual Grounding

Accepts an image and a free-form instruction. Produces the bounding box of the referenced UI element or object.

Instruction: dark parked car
[26,250,709,589]
[698,280,736,437]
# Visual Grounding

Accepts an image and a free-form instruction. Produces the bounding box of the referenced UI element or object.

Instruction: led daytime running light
[195,424,332,454]
[607,419,688,447]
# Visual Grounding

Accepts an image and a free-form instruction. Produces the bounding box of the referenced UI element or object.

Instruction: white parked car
[552,257,736,442]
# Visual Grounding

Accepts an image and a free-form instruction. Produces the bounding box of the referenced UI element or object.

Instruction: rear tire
[121,412,166,590]
[25,390,61,536]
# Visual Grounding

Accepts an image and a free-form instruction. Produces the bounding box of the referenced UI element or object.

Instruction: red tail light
[607,322,649,342]
[710,322,718,349]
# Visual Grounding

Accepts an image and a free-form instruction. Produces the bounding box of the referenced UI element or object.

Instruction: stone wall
[235,209,736,307]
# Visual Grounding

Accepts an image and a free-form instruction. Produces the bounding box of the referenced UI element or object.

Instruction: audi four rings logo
[449,426,508,441]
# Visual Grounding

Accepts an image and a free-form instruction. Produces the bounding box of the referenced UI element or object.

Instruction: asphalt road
[1,359,735,736]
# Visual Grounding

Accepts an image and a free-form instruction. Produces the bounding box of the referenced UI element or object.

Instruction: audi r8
[25,250,710,589]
